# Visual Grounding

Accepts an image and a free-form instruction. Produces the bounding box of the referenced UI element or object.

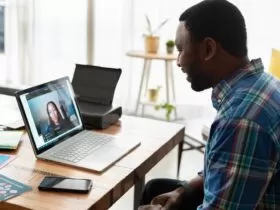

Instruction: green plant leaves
[154,102,175,121]
[166,40,175,47]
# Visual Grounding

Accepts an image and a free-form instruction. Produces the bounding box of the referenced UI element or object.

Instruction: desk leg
[135,59,149,115]
[134,176,145,210]
[177,141,184,178]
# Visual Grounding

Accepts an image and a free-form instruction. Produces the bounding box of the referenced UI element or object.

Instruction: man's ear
[203,37,216,61]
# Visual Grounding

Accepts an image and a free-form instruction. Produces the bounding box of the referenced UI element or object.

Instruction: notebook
[15,77,140,172]
[0,131,23,149]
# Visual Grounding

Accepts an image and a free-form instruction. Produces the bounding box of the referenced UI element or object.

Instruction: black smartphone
[38,176,93,193]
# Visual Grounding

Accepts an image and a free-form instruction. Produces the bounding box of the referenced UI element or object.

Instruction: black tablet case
[72,64,122,129]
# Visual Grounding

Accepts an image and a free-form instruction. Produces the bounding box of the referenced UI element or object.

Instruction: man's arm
[151,175,204,210]
[199,118,278,210]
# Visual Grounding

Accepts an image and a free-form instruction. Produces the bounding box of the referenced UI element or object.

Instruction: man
[138,0,280,209]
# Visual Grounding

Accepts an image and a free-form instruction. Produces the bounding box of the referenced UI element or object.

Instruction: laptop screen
[18,78,83,152]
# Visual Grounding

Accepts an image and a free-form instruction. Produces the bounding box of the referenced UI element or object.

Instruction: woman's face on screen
[47,103,59,124]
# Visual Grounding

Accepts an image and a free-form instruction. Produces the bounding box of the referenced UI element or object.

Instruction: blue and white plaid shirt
[198,59,280,209]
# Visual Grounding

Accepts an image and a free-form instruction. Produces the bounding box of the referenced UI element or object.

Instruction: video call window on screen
[41,99,76,142]
[27,83,79,143]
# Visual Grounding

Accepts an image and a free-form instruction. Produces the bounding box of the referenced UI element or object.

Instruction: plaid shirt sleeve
[199,118,278,210]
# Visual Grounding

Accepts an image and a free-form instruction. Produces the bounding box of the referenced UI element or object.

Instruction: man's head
[176,0,248,91]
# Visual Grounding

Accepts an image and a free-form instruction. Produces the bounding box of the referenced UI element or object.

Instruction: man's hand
[150,187,185,210]
[138,204,165,210]
[139,175,203,210]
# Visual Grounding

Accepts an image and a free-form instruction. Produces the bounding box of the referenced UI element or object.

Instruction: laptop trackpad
[80,141,139,171]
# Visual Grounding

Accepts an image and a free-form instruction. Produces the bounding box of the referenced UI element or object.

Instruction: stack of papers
[0,131,23,150]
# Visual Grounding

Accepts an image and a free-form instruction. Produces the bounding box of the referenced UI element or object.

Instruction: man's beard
[188,62,212,92]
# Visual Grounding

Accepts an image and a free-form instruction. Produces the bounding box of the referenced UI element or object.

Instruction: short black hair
[179,0,247,57]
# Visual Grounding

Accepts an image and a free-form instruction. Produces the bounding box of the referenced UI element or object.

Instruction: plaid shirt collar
[211,58,264,110]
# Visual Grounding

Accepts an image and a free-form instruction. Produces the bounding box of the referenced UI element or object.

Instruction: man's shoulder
[220,75,280,130]
[231,72,280,106]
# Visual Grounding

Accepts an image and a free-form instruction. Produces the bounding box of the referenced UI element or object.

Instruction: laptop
[15,77,140,172]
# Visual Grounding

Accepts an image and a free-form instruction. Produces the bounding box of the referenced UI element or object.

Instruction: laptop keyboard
[51,131,113,163]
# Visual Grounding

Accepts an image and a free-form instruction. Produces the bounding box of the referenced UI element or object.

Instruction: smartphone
[38,176,93,193]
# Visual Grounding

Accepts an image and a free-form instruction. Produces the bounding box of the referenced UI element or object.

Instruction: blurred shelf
[140,99,177,106]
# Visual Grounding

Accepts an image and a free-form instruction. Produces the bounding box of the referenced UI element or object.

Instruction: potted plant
[154,102,175,121]
[144,15,168,54]
[148,86,161,102]
[166,40,175,54]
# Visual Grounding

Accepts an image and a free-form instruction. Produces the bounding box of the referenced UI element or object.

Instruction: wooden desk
[0,114,185,210]
[126,51,178,119]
